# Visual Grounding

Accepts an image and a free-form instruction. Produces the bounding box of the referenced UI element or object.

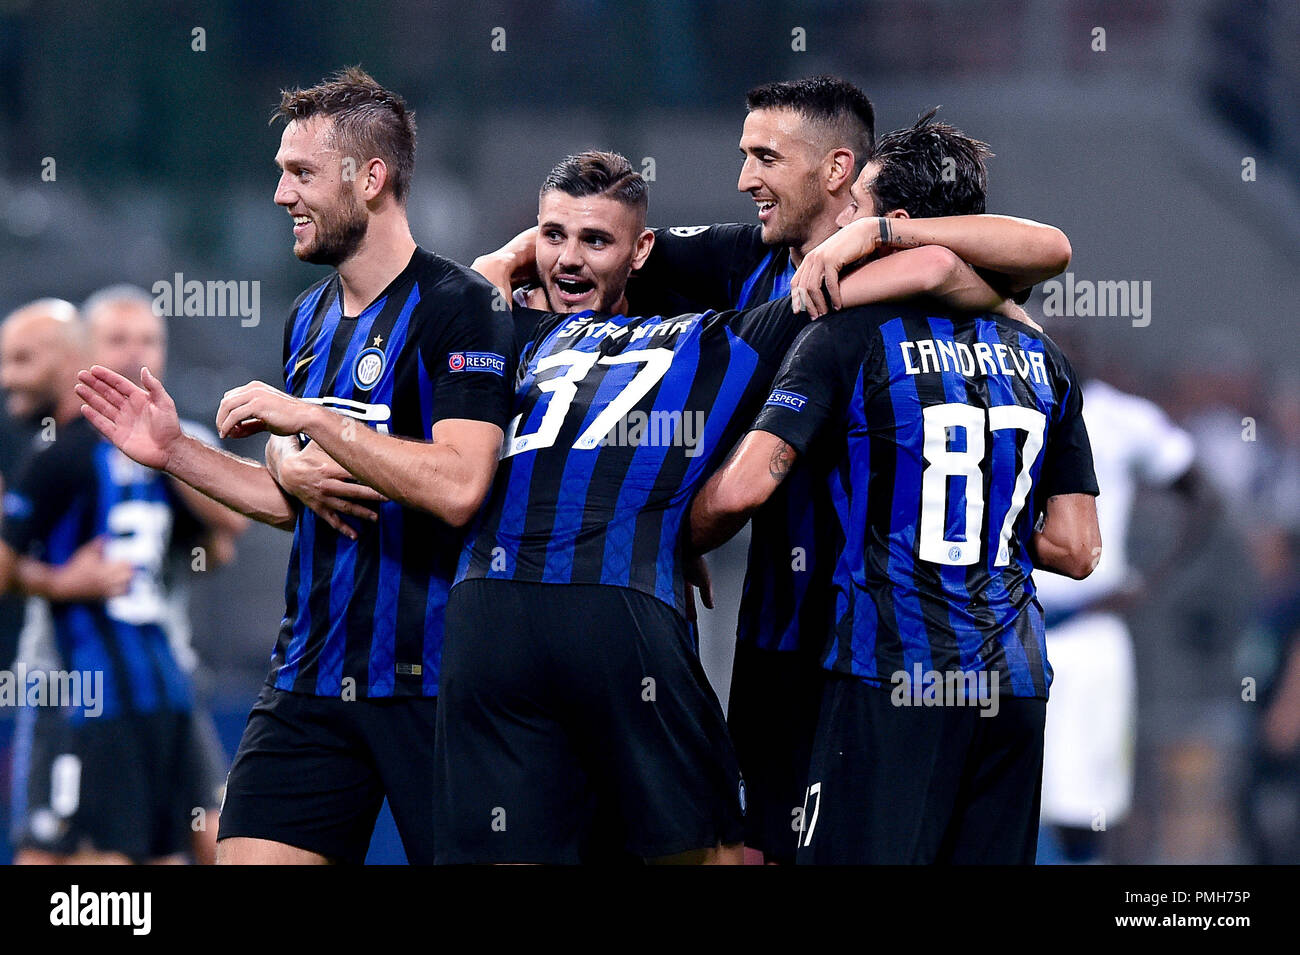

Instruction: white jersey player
[1035,378,1207,862]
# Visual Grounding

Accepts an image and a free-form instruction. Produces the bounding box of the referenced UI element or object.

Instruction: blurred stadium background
[1,0,1297,863]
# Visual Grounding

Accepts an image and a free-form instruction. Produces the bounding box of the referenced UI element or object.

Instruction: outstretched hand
[76,365,183,471]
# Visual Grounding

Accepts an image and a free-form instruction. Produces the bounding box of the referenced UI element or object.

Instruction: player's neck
[336,216,418,316]
[788,208,847,268]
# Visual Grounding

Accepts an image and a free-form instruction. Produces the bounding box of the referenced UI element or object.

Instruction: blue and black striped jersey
[752,306,1098,699]
[629,222,835,655]
[1,418,192,719]
[274,247,514,699]
[628,222,793,318]
[0,413,40,660]
[457,297,809,618]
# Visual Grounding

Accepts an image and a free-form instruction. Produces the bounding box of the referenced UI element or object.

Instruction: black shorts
[727,642,824,863]
[435,579,745,864]
[218,684,438,865]
[796,674,1046,865]
[11,704,201,860]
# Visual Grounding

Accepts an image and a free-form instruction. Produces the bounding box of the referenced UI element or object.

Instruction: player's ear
[826,148,855,193]
[358,157,389,203]
[886,208,911,220]
[631,228,655,271]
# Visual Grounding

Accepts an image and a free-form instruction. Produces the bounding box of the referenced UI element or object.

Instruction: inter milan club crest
[352,346,386,391]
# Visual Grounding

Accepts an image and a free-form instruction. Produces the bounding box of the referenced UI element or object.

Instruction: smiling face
[737,107,830,249]
[273,117,368,267]
[535,190,653,314]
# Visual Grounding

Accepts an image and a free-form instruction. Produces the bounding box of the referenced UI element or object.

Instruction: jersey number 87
[918,402,1046,567]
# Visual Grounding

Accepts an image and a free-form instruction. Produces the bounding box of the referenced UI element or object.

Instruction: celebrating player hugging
[52,66,1096,865]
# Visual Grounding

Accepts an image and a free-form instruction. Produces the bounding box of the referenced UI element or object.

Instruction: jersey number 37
[503,348,675,458]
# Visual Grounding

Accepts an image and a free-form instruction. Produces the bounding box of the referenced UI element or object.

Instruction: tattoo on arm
[880,217,925,250]
[768,441,795,482]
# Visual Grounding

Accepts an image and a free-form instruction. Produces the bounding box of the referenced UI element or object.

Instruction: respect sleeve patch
[448,351,507,376]
[764,389,807,412]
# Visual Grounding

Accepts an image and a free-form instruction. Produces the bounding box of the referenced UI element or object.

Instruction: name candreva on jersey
[899,337,1049,384]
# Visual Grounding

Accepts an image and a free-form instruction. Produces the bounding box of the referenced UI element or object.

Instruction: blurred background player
[0,301,116,863]
[1032,333,1213,864]
[0,404,39,863]
[0,404,40,672]
[0,296,241,863]
[83,284,246,863]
